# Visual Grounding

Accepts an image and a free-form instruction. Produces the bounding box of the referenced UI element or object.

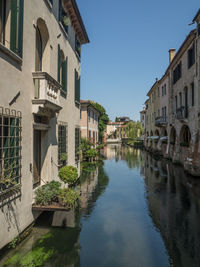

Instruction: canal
[1,144,200,266]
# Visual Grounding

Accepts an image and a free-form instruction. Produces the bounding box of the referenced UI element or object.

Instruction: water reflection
[1,146,200,266]
[144,152,200,267]
[0,165,108,267]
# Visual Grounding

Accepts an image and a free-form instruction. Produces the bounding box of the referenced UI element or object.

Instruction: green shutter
[62,57,67,92]
[78,75,80,102]
[10,0,24,57]
[74,70,80,103]
[10,0,17,54]
[57,44,61,82]
[62,56,68,92]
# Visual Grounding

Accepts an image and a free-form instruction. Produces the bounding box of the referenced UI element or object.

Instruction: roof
[165,29,196,73]
[140,110,146,114]
[80,100,100,115]
[107,121,124,125]
[63,0,89,44]
[147,79,159,97]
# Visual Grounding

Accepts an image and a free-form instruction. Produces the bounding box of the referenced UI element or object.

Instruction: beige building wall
[0,0,88,249]
[80,103,99,143]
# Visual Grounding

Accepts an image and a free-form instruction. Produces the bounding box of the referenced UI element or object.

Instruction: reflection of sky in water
[80,160,169,267]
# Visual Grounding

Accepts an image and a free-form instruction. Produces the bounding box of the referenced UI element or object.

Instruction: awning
[160,136,168,141]
[151,136,159,140]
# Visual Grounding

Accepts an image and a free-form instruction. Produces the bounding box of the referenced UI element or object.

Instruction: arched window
[35,26,42,71]
[180,125,191,147]
[170,127,176,145]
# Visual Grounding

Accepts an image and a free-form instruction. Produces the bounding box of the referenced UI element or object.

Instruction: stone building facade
[0,0,89,249]
[143,9,200,176]
[80,100,100,144]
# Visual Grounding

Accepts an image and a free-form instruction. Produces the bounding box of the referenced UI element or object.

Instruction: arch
[180,125,191,145]
[170,127,176,144]
[35,18,50,72]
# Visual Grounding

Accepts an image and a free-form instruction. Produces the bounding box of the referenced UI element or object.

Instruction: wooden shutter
[57,44,61,82]
[10,0,24,57]
[62,57,67,92]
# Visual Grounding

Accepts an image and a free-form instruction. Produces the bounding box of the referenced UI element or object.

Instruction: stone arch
[180,125,191,145]
[170,127,176,144]
[35,18,50,72]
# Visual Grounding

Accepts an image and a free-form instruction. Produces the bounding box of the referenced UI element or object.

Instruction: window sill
[0,43,22,65]
[0,184,21,200]
[60,88,67,98]
[59,21,69,40]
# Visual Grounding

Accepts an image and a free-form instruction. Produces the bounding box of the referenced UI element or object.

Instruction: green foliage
[35,181,61,206]
[60,153,67,162]
[58,188,80,210]
[85,149,98,159]
[59,166,78,186]
[90,101,109,142]
[125,121,144,142]
[8,236,20,249]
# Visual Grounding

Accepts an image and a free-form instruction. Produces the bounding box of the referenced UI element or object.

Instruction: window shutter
[18,0,24,58]
[10,0,24,57]
[57,44,61,82]
[77,75,80,102]
[74,70,80,103]
[62,57,67,92]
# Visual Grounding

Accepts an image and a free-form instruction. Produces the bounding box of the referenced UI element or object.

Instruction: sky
[76,0,199,121]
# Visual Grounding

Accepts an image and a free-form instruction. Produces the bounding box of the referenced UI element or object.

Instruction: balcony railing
[155,116,168,127]
[32,72,62,114]
[176,106,188,120]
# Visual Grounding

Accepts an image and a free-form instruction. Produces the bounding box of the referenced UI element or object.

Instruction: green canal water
[1,145,200,266]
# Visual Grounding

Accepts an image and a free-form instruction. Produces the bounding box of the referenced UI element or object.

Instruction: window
[0,108,22,193]
[173,62,182,84]
[57,45,68,93]
[58,124,67,167]
[35,27,42,71]
[75,35,81,58]
[191,82,194,106]
[59,0,70,34]
[89,130,91,139]
[93,131,95,143]
[74,70,80,103]
[158,87,160,97]
[188,43,195,69]
[175,96,178,111]
[198,24,200,36]
[179,92,182,107]
[0,0,24,57]
[75,128,80,162]
[88,110,90,121]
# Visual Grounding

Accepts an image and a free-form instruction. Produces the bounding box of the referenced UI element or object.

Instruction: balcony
[176,106,188,121]
[155,116,168,127]
[32,72,62,115]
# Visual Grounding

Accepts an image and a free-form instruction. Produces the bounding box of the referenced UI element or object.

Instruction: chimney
[169,49,176,63]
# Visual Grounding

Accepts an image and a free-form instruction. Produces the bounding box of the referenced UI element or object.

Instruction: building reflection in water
[0,165,109,267]
[143,152,200,267]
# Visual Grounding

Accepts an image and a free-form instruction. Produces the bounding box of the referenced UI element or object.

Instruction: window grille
[58,123,67,167]
[0,108,22,193]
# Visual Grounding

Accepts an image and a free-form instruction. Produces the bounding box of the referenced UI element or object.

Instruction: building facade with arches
[143,9,200,177]
[0,0,89,249]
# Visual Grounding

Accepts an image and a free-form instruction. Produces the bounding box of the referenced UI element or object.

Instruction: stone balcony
[176,106,188,121]
[155,116,168,127]
[32,72,62,116]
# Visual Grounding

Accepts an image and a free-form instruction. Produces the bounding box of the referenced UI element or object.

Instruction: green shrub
[59,166,78,185]
[85,149,98,159]
[35,181,61,206]
[58,188,80,210]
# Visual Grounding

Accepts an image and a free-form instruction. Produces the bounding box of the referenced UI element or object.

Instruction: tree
[125,121,144,141]
[90,101,109,142]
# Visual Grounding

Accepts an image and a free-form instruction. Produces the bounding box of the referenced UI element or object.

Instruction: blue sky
[77,0,199,121]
